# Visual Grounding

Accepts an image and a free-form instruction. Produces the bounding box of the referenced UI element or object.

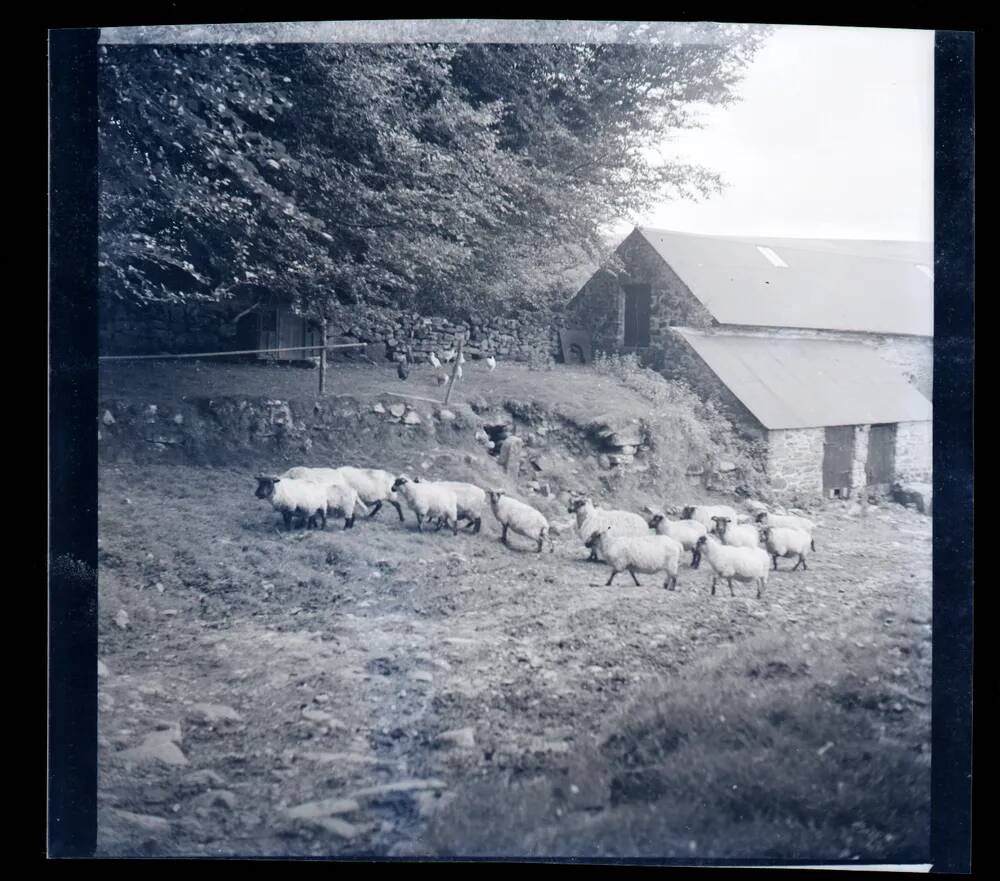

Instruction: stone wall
[100,299,246,355]
[895,420,933,484]
[324,303,560,364]
[766,427,826,495]
[99,298,560,364]
[563,269,623,352]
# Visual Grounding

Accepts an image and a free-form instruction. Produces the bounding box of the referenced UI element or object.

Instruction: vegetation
[98,32,770,323]
[592,352,768,491]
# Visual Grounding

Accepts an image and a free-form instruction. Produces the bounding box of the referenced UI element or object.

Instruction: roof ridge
[635,225,931,248]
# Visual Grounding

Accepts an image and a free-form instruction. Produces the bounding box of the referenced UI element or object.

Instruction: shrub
[592,352,766,493]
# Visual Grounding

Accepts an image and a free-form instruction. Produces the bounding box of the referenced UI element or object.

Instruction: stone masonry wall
[99,298,560,364]
[895,420,933,484]
[766,427,826,495]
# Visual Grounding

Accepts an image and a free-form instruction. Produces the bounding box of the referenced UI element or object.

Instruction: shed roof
[634,227,933,337]
[674,328,932,430]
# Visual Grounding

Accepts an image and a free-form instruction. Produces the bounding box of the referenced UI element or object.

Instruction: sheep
[279,466,369,525]
[585,526,682,590]
[711,515,761,550]
[755,512,818,551]
[694,535,770,599]
[414,478,486,533]
[567,497,650,562]
[487,489,552,553]
[391,476,459,534]
[648,513,708,568]
[255,475,327,531]
[680,505,739,531]
[761,525,811,571]
[288,466,405,522]
[324,481,363,530]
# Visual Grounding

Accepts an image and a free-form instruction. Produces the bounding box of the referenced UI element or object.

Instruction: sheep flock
[254,467,819,600]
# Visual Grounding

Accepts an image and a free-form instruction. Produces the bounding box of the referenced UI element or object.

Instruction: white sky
[629,25,935,242]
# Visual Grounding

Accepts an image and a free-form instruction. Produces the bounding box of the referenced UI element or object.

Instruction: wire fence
[97,343,366,362]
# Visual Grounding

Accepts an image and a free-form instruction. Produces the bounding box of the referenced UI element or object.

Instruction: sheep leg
[416,513,423,533]
[390,500,406,522]
[811,537,816,552]
[728,577,735,597]
[605,570,618,587]
[501,523,509,546]
[710,576,717,596]
[628,568,641,587]
[452,516,459,536]
[434,517,445,532]
[474,517,482,534]
[793,555,807,571]
[367,500,383,519]
[282,510,294,531]
[344,515,354,530]
[772,554,780,571]
[756,579,763,599]
[588,547,600,562]
[690,549,700,569]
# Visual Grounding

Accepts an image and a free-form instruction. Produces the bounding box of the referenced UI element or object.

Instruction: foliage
[98,32,770,320]
[592,351,766,490]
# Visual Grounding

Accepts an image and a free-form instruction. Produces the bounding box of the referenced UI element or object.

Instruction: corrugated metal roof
[635,228,933,337]
[675,328,933,429]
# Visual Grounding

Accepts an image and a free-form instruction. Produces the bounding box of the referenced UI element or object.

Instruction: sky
[630,25,935,243]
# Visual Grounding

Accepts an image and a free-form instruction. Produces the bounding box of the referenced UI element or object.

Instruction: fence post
[318,316,328,397]
[442,337,463,406]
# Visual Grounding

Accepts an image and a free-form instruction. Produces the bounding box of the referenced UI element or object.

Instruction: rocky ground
[96,463,932,860]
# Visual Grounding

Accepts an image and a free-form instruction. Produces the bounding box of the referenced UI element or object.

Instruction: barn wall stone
[766,427,825,495]
[895,420,933,483]
[563,269,623,352]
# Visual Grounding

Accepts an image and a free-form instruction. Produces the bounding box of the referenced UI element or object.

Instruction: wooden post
[318,316,328,397]
[442,337,463,406]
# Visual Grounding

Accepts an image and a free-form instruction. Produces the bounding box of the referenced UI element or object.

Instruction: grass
[99,359,655,429]
[425,594,931,861]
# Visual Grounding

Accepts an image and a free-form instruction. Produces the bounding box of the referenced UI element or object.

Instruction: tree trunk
[318,316,328,397]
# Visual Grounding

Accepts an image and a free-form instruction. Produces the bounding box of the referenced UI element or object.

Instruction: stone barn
[566,227,933,498]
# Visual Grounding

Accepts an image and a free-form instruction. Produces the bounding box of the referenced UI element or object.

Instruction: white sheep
[711,515,761,550]
[255,475,327,531]
[755,512,818,551]
[681,504,739,531]
[585,526,682,590]
[280,466,369,525]
[647,513,708,569]
[284,466,404,522]
[391,476,459,534]
[567,497,650,562]
[487,489,552,553]
[761,525,811,571]
[694,535,771,599]
[414,478,486,533]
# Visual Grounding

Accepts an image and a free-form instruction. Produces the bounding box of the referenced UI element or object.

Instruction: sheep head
[648,512,665,528]
[566,497,589,514]
[584,528,607,549]
[712,516,731,536]
[391,476,410,492]
[680,506,695,520]
[754,512,768,523]
[487,489,506,505]
[255,476,280,499]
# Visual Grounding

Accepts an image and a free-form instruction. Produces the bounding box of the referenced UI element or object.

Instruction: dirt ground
[96,461,932,859]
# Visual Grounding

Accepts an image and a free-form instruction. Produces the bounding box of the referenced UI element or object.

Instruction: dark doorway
[823,425,855,494]
[623,284,651,348]
[866,423,897,485]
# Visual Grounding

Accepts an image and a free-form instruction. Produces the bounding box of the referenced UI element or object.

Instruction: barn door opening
[866,423,897,486]
[623,284,651,348]
[823,425,855,496]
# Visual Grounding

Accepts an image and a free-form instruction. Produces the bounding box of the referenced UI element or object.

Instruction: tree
[98,29,770,324]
